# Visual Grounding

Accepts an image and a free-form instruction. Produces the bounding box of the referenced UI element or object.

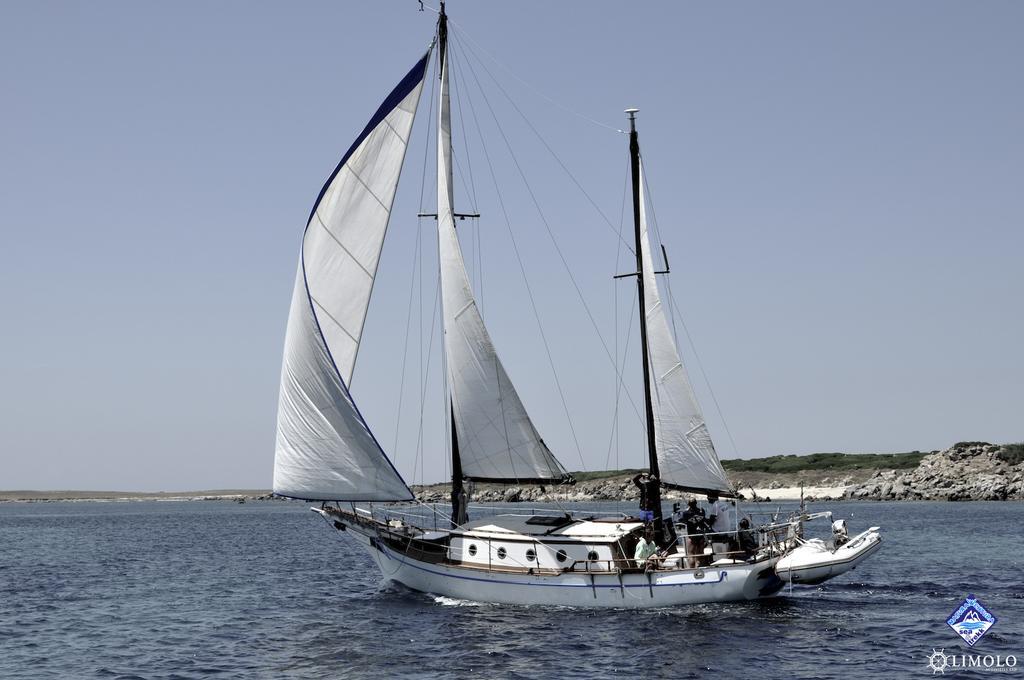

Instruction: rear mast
[626,109,665,542]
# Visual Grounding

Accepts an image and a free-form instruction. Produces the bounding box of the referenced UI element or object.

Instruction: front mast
[437,3,468,528]
[626,109,665,543]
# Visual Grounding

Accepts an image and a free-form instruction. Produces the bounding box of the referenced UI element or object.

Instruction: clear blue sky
[2,1,1021,491]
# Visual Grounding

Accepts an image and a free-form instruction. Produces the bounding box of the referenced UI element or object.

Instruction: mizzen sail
[436,37,568,483]
[273,53,431,501]
[637,158,732,494]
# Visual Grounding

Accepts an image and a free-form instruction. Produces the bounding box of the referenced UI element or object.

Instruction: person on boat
[706,491,727,532]
[831,519,849,548]
[632,472,659,524]
[634,526,659,569]
[736,518,758,559]
[681,499,710,567]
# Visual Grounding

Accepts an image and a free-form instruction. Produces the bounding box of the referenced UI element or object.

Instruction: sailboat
[272,4,881,608]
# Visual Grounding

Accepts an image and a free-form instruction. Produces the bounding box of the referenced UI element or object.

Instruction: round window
[556,550,568,563]
[497,547,507,560]
[467,544,477,557]
[525,548,536,562]
[587,550,599,562]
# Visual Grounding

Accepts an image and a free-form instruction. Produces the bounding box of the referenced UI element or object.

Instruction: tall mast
[627,108,664,537]
[437,2,466,528]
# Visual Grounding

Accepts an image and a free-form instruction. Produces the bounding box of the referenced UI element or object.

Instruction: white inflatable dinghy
[775,524,882,585]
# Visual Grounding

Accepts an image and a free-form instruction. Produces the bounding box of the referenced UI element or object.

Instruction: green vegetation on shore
[570,469,644,482]
[565,451,932,481]
[720,451,928,474]
[996,443,1024,466]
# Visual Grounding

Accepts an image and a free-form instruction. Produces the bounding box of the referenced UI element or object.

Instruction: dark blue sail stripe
[305,50,432,229]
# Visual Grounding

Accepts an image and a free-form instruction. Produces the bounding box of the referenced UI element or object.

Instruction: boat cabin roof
[457,514,643,542]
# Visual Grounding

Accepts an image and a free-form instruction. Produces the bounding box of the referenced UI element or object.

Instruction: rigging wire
[606,284,638,472]
[446,16,625,135]
[450,22,636,256]
[392,221,423,461]
[394,57,439,465]
[449,35,586,472]
[448,49,484,314]
[454,32,647,431]
[413,270,443,485]
[666,291,741,458]
[606,168,632,472]
[449,56,479,207]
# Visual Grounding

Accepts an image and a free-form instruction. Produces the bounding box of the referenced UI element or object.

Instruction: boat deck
[456,514,643,542]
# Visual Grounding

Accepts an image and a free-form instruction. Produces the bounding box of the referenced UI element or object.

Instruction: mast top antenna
[625,108,638,131]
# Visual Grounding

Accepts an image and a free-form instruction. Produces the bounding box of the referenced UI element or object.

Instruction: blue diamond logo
[946,594,997,647]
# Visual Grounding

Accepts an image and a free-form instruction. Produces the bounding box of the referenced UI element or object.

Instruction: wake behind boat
[271,4,881,608]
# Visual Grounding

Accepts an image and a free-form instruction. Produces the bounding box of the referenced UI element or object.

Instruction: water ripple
[1,500,1021,679]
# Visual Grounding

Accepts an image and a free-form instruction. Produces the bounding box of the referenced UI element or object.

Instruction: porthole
[497,547,507,560]
[587,550,599,562]
[556,550,568,563]
[467,543,477,557]
[525,548,536,562]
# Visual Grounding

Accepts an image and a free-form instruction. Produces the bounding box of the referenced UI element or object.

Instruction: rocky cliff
[843,442,1024,501]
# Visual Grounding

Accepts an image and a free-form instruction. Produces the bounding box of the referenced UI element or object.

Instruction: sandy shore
[746,485,847,501]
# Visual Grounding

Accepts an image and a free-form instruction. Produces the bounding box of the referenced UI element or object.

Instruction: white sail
[273,53,430,501]
[436,44,568,482]
[638,159,732,494]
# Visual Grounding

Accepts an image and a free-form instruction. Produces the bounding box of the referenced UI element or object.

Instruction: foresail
[273,53,430,501]
[437,43,568,483]
[638,159,732,494]
[274,270,414,501]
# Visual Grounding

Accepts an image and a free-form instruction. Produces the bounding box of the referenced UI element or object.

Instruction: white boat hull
[340,519,785,608]
[774,527,882,585]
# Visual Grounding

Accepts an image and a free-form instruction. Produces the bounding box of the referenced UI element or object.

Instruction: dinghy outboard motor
[832,519,849,548]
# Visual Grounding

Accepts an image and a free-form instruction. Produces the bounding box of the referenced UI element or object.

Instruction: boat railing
[353,502,630,532]
[464,503,633,521]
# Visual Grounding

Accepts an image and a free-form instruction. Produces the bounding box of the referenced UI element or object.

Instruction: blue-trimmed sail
[273,53,430,501]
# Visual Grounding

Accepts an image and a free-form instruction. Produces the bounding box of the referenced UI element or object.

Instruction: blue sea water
[1,500,1021,679]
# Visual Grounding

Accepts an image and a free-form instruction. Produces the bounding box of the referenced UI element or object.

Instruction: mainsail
[436,33,568,483]
[273,53,431,501]
[637,158,732,494]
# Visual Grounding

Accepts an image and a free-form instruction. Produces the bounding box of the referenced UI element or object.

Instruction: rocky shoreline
[411,442,1023,504]
[4,443,1019,504]
[842,442,1023,501]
